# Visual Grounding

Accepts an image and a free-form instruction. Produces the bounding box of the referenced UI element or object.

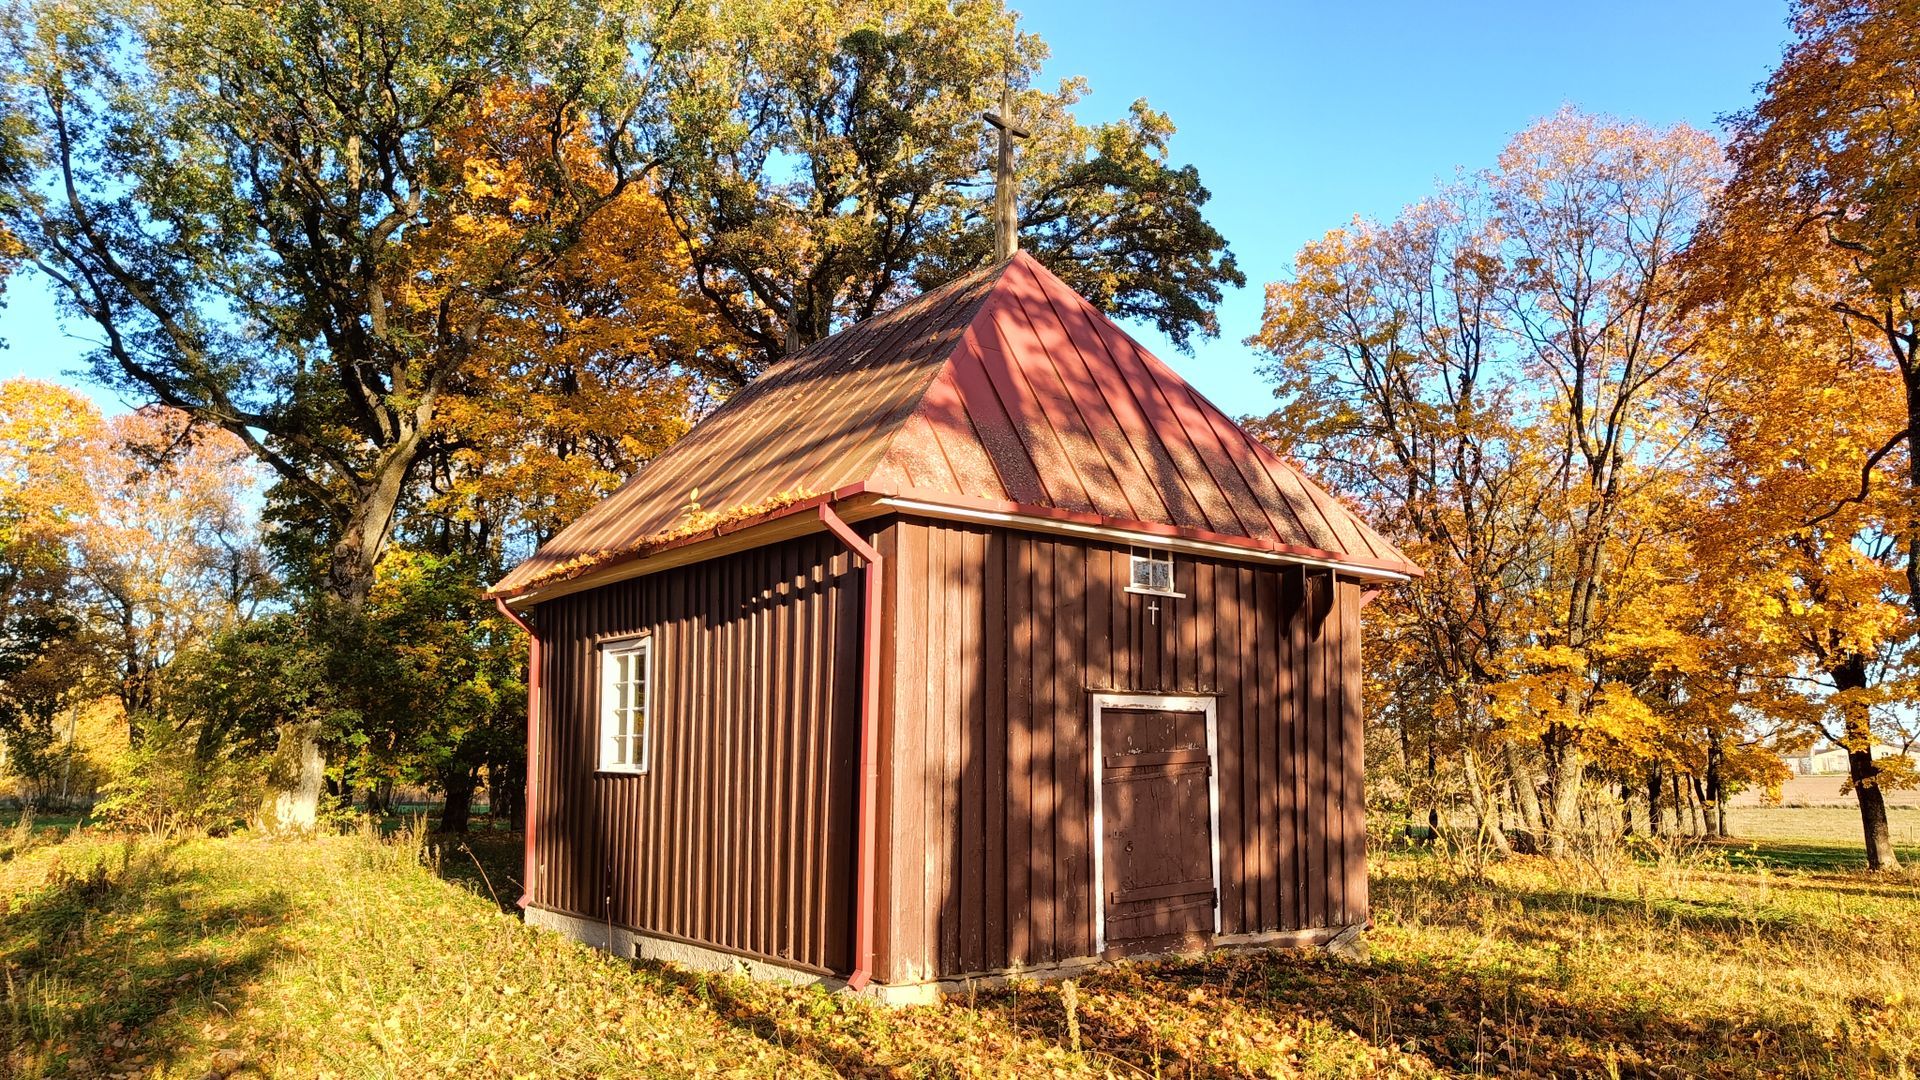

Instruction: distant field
[1727,805,1920,848]
[1730,775,1920,808]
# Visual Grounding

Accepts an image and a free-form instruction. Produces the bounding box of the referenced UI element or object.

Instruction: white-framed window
[597,636,652,773]
[1126,547,1182,597]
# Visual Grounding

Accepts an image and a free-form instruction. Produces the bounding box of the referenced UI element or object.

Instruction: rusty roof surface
[493,251,1412,597]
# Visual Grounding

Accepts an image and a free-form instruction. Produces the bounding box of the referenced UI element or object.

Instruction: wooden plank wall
[875,518,1368,984]
[529,533,862,975]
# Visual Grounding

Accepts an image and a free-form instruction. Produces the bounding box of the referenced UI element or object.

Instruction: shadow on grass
[637,960,890,1077]
[431,828,524,914]
[1482,885,1810,945]
[0,840,291,1077]
[1713,838,1920,875]
[1103,946,1855,1079]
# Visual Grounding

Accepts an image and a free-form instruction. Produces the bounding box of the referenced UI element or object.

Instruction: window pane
[1131,551,1173,591]
[599,641,651,771]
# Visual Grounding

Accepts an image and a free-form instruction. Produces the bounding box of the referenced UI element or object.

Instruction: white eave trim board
[876,497,1412,584]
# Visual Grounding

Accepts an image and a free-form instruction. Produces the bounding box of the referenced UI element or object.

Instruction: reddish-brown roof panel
[997,268,1137,520]
[936,332,1051,505]
[969,293,1100,515]
[493,252,1413,597]
[1011,268,1171,525]
[494,263,1006,594]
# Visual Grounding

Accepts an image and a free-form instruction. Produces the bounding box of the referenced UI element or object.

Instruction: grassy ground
[1727,804,1920,854]
[0,814,1915,1078]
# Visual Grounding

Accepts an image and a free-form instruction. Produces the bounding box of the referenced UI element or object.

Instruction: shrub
[90,720,266,835]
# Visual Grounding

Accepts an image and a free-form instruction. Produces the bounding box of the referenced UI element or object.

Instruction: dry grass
[1362,841,1920,1076]
[0,813,1915,1077]
[1727,804,1920,851]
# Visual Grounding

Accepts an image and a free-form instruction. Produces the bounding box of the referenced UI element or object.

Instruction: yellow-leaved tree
[408,85,743,558]
[0,379,101,791]
[1677,254,1917,870]
[1254,110,1721,855]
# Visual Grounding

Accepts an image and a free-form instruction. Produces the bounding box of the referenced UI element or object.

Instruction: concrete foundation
[524,904,1363,1007]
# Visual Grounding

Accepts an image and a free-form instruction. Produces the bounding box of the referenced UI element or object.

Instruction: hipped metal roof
[491,251,1415,600]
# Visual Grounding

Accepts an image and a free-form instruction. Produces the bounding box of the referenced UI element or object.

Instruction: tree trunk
[264,441,421,833]
[1543,736,1586,858]
[1832,652,1901,871]
[1425,738,1440,839]
[1462,745,1512,854]
[1503,740,1547,853]
[1847,748,1901,871]
[438,768,478,835]
[1904,366,1920,622]
[265,724,326,834]
[1395,709,1417,837]
[1619,781,1635,836]
[1704,730,1727,839]
[1646,760,1664,837]
[1690,774,1716,839]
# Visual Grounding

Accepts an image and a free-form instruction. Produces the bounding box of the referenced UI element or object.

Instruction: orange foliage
[401,85,743,552]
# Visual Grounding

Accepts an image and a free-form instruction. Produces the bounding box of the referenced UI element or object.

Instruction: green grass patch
[1,813,1916,1077]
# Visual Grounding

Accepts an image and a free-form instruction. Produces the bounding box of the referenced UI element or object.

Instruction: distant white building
[1787,743,1917,776]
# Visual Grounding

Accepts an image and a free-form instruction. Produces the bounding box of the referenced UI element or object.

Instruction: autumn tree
[1680,0,1920,868]
[652,0,1242,366]
[1676,267,1917,868]
[1622,559,1803,840]
[0,0,679,612]
[0,379,100,791]
[71,408,272,735]
[1250,191,1539,850]
[1255,111,1721,855]
[408,87,743,561]
[1701,0,1920,616]
[0,0,701,822]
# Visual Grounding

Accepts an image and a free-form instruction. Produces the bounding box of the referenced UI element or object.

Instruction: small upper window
[598,637,652,773]
[1127,548,1181,596]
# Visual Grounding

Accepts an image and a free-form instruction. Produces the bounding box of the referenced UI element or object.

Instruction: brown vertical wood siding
[525,514,1369,986]
[527,533,863,975]
[875,518,1369,984]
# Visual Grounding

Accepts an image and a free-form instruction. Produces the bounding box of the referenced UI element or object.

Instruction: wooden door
[1097,702,1217,956]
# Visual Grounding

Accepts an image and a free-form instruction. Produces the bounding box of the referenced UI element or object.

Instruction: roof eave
[494,481,1419,610]
[489,484,887,609]
[872,488,1422,582]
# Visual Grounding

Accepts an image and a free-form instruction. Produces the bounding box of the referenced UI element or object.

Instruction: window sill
[594,767,649,777]
[1123,585,1186,599]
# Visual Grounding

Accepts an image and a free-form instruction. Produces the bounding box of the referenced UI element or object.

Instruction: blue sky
[0,0,1792,413]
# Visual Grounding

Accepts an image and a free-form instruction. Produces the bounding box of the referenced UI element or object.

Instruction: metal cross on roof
[982,89,1029,262]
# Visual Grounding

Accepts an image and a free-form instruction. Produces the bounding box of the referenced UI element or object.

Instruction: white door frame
[1088,692,1222,956]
